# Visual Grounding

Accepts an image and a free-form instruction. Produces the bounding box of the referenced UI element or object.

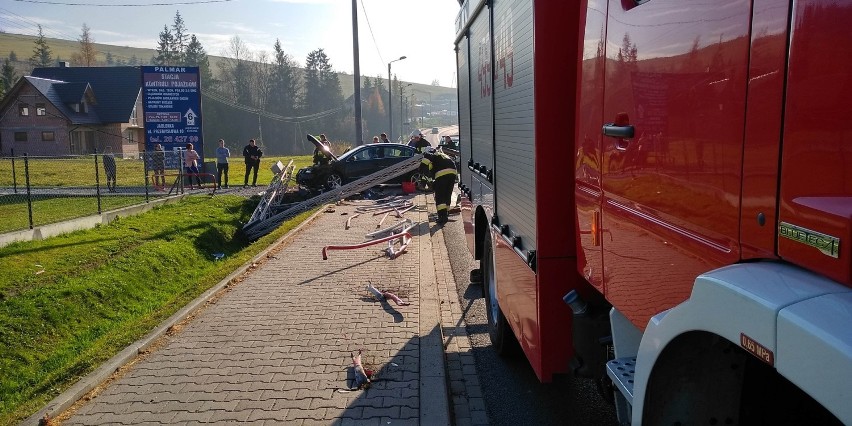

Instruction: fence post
[94,153,102,214]
[24,153,33,229]
[143,151,150,203]
[178,149,185,194]
[11,148,17,194]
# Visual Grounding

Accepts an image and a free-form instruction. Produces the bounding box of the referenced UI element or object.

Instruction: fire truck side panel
[576,0,608,295]
[493,0,537,254]
[469,8,495,180]
[778,2,852,286]
[739,0,787,261]
[599,0,748,329]
[529,0,588,380]
[457,34,477,253]
[491,0,543,372]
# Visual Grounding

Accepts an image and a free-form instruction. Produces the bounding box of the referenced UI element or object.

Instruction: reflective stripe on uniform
[434,168,457,179]
[437,203,447,211]
[421,158,432,169]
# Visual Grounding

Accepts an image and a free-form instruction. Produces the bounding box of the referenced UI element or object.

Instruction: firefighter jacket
[419,151,457,180]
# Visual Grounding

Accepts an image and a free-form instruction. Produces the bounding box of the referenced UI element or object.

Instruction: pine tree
[268,39,299,115]
[184,34,213,89]
[171,11,188,64]
[154,25,176,65]
[105,51,114,66]
[78,23,97,66]
[9,51,17,62]
[1,59,19,101]
[303,48,344,133]
[30,25,53,68]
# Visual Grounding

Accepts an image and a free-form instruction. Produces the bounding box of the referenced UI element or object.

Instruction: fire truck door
[599,0,749,328]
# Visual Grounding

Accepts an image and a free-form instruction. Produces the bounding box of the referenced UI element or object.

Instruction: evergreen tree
[8,51,17,62]
[184,34,213,89]
[154,25,176,65]
[128,54,139,66]
[171,11,188,64]
[1,59,19,101]
[268,39,299,115]
[267,39,301,153]
[303,48,344,134]
[218,35,253,105]
[78,23,97,66]
[362,76,373,91]
[30,25,53,68]
[105,51,114,66]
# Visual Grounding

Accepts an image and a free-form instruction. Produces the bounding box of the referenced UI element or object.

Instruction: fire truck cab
[454,0,852,424]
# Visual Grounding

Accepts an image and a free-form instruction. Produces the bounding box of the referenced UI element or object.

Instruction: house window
[69,103,80,113]
[42,131,55,141]
[81,102,88,114]
[19,104,29,116]
[36,103,46,116]
[14,132,27,142]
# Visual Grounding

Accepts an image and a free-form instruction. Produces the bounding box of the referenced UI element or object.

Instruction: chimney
[58,61,70,68]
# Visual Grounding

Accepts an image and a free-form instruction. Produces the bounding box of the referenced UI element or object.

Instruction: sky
[0,0,462,87]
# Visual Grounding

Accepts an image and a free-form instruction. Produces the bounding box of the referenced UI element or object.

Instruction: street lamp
[387,56,406,142]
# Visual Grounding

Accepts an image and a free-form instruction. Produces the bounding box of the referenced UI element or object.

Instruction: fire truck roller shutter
[629,262,851,425]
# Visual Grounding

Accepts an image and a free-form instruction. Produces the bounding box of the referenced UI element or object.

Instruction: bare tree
[218,36,254,105]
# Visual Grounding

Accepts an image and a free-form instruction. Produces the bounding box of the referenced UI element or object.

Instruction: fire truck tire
[482,232,518,355]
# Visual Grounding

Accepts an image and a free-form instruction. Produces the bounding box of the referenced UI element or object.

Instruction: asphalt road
[441,209,620,426]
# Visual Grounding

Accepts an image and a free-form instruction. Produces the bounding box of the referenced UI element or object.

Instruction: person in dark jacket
[243,139,263,187]
[408,130,431,153]
[102,149,117,192]
[418,150,457,224]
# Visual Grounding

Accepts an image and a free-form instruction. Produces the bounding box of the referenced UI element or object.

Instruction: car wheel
[325,173,342,190]
[482,231,518,355]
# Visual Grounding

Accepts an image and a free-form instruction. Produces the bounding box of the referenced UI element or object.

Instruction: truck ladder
[242,154,424,240]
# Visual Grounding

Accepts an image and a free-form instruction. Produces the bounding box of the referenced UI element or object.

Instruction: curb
[22,206,326,425]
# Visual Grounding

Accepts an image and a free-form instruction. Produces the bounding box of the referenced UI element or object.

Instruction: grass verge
[0,194,315,425]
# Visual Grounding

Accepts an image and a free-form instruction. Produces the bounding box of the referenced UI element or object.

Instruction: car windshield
[337,144,414,162]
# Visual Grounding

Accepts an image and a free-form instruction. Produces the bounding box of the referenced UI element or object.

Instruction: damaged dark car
[295,142,419,190]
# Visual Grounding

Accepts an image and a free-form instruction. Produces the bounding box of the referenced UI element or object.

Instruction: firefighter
[418,149,457,224]
[312,133,333,166]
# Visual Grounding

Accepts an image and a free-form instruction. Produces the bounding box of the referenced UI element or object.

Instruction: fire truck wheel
[482,232,518,355]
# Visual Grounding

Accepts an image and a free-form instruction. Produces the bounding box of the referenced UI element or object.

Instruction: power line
[359,0,384,65]
[12,0,232,5]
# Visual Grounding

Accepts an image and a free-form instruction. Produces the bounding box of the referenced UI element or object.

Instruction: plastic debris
[382,291,411,306]
[366,283,384,301]
[212,253,225,261]
[351,350,371,389]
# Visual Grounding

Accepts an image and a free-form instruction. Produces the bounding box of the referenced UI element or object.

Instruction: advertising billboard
[141,66,203,167]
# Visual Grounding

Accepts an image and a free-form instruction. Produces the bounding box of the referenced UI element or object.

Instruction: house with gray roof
[0,66,143,157]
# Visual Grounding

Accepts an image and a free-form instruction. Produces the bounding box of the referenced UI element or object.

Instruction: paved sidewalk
[40,192,484,425]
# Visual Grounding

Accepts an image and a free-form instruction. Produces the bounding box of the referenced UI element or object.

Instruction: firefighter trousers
[433,174,455,223]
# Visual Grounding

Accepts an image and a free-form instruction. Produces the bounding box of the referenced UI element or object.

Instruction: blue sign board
[141,66,203,166]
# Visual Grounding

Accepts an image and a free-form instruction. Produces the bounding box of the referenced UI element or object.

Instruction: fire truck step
[606,357,636,405]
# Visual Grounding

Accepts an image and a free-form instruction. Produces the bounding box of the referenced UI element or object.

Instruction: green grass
[0,155,314,233]
[0,194,317,425]
[0,195,151,233]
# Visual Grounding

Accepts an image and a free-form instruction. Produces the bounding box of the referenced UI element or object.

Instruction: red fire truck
[454,0,851,424]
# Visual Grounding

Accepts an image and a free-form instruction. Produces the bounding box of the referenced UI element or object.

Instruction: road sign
[141,66,203,165]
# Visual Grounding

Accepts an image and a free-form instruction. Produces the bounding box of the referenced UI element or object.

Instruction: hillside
[0,32,456,101]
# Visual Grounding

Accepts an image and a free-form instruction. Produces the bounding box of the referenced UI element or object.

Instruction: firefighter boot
[436,209,448,225]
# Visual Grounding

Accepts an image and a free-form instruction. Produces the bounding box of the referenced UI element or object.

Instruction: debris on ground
[351,350,372,390]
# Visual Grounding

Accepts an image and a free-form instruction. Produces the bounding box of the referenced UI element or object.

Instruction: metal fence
[0,151,216,234]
